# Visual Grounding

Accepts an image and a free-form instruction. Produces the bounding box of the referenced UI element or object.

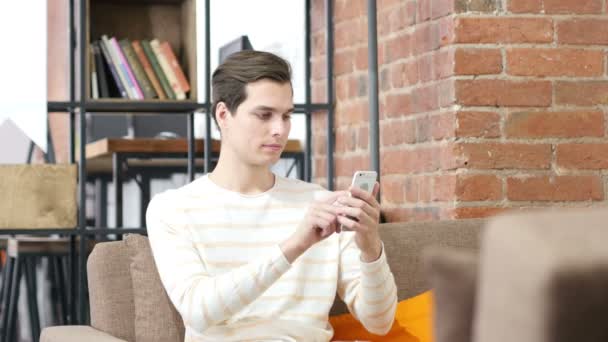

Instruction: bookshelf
[44,0,337,326]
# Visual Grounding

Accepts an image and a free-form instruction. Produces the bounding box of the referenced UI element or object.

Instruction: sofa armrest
[41,326,128,342]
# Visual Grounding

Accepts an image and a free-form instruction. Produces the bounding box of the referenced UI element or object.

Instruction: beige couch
[42,208,608,342]
[40,219,485,342]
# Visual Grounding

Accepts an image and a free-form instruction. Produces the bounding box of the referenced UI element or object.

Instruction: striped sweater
[146,174,398,341]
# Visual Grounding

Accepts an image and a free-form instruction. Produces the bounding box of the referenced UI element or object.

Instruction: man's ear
[215,102,230,132]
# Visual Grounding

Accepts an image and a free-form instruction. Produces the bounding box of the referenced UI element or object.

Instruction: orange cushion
[329,291,433,342]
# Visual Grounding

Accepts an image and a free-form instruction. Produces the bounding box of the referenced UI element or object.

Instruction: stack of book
[90,35,191,100]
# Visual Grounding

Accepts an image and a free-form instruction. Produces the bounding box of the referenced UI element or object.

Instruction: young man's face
[220,79,293,168]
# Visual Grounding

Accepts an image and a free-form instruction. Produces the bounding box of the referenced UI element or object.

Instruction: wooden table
[83,138,304,229]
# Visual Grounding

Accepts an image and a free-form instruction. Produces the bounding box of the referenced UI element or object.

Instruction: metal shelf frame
[43,0,338,324]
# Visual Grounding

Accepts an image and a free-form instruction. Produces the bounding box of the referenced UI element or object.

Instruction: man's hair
[211,50,292,128]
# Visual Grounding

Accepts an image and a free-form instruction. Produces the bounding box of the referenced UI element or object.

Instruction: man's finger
[349,186,380,209]
[320,191,350,204]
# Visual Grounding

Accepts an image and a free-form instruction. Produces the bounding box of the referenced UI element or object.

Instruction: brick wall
[312,0,608,222]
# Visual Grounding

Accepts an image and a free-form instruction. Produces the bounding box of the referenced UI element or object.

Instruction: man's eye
[283,114,292,121]
[257,113,272,120]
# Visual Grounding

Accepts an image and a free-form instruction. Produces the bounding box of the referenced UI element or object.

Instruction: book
[132,40,166,100]
[90,45,99,99]
[150,39,185,100]
[101,35,131,98]
[92,41,110,98]
[142,40,175,100]
[110,36,144,99]
[119,39,157,99]
[160,41,190,93]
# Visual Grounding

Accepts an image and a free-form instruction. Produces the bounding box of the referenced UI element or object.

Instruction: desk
[84,138,304,229]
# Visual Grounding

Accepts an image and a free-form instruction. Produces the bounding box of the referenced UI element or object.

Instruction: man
[146,50,397,341]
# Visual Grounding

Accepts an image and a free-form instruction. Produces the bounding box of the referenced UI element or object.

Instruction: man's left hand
[336,182,383,262]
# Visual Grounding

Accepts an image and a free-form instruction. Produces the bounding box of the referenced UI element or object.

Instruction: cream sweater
[146,175,397,342]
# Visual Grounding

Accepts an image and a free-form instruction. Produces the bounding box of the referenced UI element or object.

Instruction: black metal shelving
[45,0,337,324]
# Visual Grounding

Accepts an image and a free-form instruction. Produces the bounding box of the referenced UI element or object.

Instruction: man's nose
[271,118,288,137]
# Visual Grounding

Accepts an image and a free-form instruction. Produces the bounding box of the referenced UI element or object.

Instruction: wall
[312,0,608,222]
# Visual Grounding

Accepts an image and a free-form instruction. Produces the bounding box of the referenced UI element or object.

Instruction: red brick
[342,19,366,49]
[381,120,416,146]
[378,0,403,10]
[381,147,442,174]
[456,143,552,169]
[416,115,433,142]
[390,61,419,89]
[358,126,368,150]
[404,177,419,202]
[312,32,326,57]
[455,48,503,75]
[507,48,604,77]
[336,76,349,102]
[507,175,603,201]
[434,48,454,80]
[311,57,326,81]
[382,207,415,222]
[431,112,456,140]
[455,0,499,12]
[388,5,409,32]
[381,177,406,203]
[417,0,432,22]
[311,0,326,32]
[508,0,542,13]
[335,0,365,22]
[452,206,506,219]
[432,0,455,19]
[334,50,354,75]
[455,17,554,44]
[335,155,369,177]
[456,174,502,201]
[544,0,602,14]
[419,176,433,202]
[438,15,455,46]
[418,54,433,82]
[413,84,439,113]
[557,19,608,45]
[456,111,501,138]
[555,81,608,106]
[557,144,608,169]
[413,25,434,55]
[505,111,604,138]
[456,79,552,107]
[335,101,367,126]
[312,81,327,103]
[354,47,368,71]
[438,79,456,108]
[313,157,327,178]
[432,174,457,201]
[313,135,327,155]
[386,93,414,118]
[384,33,412,63]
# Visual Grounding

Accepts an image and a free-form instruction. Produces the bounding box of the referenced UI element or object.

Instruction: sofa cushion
[88,241,136,342]
[424,246,478,342]
[473,209,608,342]
[330,291,433,342]
[330,218,485,315]
[124,234,185,342]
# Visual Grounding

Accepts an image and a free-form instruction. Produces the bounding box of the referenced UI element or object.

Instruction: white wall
[0,120,30,164]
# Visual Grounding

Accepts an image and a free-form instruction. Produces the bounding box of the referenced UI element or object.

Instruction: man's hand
[335,182,383,262]
[280,191,349,263]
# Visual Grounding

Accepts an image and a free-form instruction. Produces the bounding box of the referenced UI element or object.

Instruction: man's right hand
[280,191,348,263]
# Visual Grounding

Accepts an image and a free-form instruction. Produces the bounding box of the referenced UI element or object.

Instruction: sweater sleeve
[145,194,292,334]
[337,231,398,335]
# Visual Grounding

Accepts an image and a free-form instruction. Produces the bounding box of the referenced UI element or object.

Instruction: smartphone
[351,170,378,194]
[339,171,377,231]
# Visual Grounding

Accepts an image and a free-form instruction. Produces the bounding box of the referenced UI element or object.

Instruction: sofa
[40,218,486,342]
[42,208,608,342]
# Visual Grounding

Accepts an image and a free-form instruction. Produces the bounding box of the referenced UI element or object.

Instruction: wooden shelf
[86,0,197,101]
